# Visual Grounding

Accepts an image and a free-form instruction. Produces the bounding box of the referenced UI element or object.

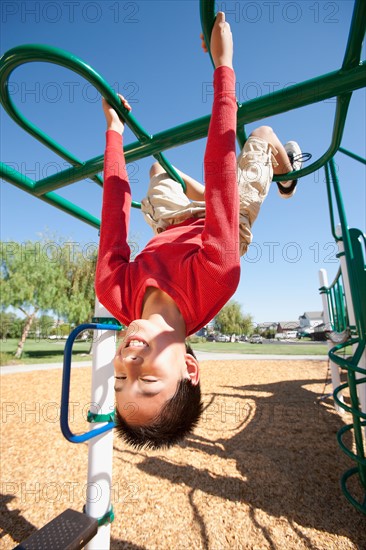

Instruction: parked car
[215,334,230,342]
[249,335,263,344]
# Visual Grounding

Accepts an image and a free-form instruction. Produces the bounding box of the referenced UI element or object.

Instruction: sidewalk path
[0,361,91,375]
[0,353,328,375]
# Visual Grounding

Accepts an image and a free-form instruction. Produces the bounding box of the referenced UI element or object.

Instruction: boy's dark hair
[114,344,203,449]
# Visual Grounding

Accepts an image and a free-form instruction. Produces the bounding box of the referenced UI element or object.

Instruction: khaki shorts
[141,136,278,256]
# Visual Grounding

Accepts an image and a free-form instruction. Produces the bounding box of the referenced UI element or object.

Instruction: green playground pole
[0,0,365,228]
[338,147,366,165]
[0,162,101,229]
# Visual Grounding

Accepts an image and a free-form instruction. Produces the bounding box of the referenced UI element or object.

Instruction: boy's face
[114,319,199,425]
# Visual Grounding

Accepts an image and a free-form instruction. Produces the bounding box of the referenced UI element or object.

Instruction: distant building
[298,311,324,339]
[276,321,300,334]
[256,322,277,334]
[274,321,299,339]
[299,311,323,330]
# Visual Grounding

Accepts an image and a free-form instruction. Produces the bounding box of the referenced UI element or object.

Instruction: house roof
[303,311,323,319]
[277,321,299,329]
[257,322,277,329]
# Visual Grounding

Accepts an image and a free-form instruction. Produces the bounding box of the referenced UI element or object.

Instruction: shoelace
[291,152,312,164]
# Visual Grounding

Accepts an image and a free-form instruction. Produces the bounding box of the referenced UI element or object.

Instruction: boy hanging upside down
[96,12,308,449]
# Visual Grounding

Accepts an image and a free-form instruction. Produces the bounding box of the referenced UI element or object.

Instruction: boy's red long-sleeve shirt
[95,66,240,336]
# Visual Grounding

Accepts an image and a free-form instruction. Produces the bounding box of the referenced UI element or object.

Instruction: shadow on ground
[133,375,366,549]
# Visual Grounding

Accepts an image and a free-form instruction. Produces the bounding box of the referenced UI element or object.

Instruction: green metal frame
[0,0,365,228]
[319,266,349,334]
[320,157,366,513]
[1,0,366,514]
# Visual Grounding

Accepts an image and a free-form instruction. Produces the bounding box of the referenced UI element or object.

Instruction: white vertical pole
[319,268,344,413]
[85,299,116,550]
[335,225,366,435]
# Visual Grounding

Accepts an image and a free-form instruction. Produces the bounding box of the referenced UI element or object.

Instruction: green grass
[1,338,92,366]
[0,338,335,366]
[189,340,329,355]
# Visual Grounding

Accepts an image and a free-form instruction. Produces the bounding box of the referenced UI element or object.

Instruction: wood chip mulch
[1,359,365,549]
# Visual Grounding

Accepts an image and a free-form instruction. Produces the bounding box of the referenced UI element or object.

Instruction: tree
[57,242,97,327]
[1,238,98,357]
[214,301,253,336]
[0,311,23,340]
[36,314,56,339]
[0,239,69,358]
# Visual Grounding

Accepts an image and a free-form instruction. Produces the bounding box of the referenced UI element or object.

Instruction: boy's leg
[141,162,205,234]
[253,128,308,199]
[237,125,292,255]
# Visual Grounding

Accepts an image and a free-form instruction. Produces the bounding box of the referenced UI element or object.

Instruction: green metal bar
[349,228,366,338]
[325,92,352,176]
[324,150,366,513]
[330,339,366,375]
[199,0,215,70]
[328,159,366,340]
[339,147,366,165]
[335,281,347,332]
[153,152,186,193]
[341,0,366,69]
[341,466,366,514]
[1,1,365,224]
[200,2,249,150]
[236,126,248,150]
[347,369,366,486]
[339,282,348,331]
[328,0,365,170]
[336,281,343,331]
[236,64,366,182]
[0,162,100,229]
[333,284,341,332]
[199,0,366,184]
[324,266,342,293]
[0,44,150,144]
[328,157,353,256]
[329,287,337,331]
[324,163,341,242]
[1,40,365,196]
[21,63,366,196]
[337,419,366,462]
[2,38,364,197]
[0,44,182,200]
[1,161,35,191]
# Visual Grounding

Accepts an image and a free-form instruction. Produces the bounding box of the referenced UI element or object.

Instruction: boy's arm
[174,13,234,206]
[201,14,239,272]
[201,67,238,263]
[95,97,132,304]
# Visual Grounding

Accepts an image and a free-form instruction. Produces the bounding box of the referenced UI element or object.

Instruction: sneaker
[277,141,311,199]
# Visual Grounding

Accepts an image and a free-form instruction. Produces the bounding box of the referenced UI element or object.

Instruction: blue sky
[1,0,365,324]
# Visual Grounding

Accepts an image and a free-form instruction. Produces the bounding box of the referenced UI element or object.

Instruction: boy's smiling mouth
[125,338,148,348]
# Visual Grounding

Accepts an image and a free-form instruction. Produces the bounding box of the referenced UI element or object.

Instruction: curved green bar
[7,61,363,197]
[321,152,366,513]
[0,43,150,149]
[199,0,215,69]
[0,161,100,229]
[341,467,366,515]
[342,0,366,69]
[339,147,366,165]
[0,43,185,207]
[0,0,365,222]
[199,0,366,182]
